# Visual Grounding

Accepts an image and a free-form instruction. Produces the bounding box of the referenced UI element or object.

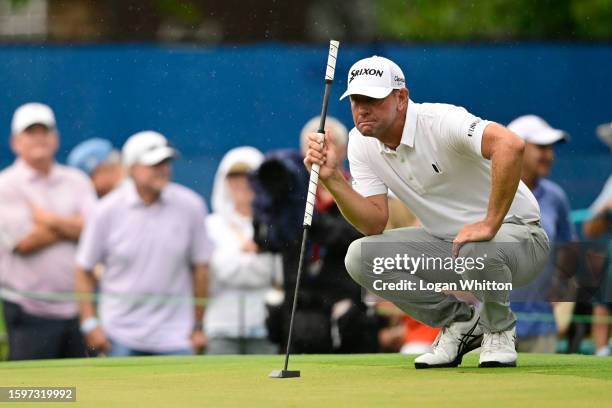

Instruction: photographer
[252,117,378,353]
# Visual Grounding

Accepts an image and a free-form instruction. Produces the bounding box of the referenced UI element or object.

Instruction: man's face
[11,124,58,165]
[226,173,254,210]
[523,143,554,179]
[349,89,407,138]
[91,162,124,197]
[130,159,171,194]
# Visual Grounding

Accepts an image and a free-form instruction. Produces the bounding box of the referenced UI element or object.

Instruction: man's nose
[357,102,370,116]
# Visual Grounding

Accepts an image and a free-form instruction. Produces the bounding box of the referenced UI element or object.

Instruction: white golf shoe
[414,309,483,369]
[479,327,518,368]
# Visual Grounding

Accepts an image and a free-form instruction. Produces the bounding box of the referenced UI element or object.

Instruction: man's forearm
[323,170,388,236]
[583,210,611,238]
[192,264,208,324]
[14,224,62,254]
[75,267,98,321]
[48,215,84,241]
[484,138,525,232]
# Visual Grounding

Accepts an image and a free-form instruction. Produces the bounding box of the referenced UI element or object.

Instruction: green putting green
[0,353,610,407]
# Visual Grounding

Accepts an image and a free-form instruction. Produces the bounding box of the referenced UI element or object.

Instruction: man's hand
[191,329,207,354]
[31,206,58,228]
[30,205,84,241]
[452,221,497,257]
[240,239,259,253]
[14,223,62,254]
[303,130,342,181]
[85,326,111,353]
[584,199,612,238]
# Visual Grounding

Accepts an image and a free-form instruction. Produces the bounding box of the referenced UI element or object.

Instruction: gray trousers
[344,222,550,332]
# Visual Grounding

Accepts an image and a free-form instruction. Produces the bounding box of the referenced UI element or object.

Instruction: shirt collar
[124,178,170,207]
[378,99,417,154]
[14,158,61,183]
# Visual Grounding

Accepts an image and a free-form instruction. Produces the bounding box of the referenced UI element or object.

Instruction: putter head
[268,369,300,379]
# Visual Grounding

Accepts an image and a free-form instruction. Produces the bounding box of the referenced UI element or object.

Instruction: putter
[269,39,340,379]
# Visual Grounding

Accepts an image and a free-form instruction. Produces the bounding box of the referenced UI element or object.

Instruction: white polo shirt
[347,99,541,240]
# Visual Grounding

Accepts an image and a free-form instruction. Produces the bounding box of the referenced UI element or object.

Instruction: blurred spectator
[67,138,124,197]
[204,146,280,354]
[583,126,612,356]
[0,103,96,360]
[596,122,612,151]
[255,116,377,353]
[508,114,573,353]
[75,131,212,357]
[299,116,349,158]
[386,193,419,230]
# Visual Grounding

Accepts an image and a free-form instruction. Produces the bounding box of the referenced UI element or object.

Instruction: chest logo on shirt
[467,119,482,137]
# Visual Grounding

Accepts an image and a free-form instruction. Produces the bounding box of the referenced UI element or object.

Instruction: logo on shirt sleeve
[467,119,482,138]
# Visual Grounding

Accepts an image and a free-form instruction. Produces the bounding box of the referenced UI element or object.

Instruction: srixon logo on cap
[349,68,384,83]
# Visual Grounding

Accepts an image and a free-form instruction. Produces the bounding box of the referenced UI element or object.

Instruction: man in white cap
[75,131,213,356]
[304,56,550,368]
[0,103,96,360]
[507,115,574,353]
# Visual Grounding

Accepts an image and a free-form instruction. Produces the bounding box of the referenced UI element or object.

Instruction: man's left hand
[191,330,207,354]
[452,221,497,257]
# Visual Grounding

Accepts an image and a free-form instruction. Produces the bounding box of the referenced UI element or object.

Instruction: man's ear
[397,88,409,111]
[9,134,20,156]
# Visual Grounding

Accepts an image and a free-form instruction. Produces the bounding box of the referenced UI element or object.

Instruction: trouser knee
[345,237,377,287]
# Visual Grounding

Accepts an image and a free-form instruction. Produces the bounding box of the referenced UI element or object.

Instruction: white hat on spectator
[122,131,177,167]
[11,102,56,136]
[508,115,568,145]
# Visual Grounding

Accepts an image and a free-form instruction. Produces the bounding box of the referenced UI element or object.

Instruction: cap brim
[138,146,177,166]
[528,129,569,146]
[14,120,55,136]
[339,85,393,101]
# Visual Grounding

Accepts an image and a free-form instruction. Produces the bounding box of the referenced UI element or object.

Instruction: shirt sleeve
[439,105,492,159]
[75,204,108,271]
[347,130,388,197]
[190,199,214,265]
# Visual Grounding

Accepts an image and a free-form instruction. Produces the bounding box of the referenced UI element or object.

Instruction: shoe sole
[414,342,480,369]
[415,360,466,369]
[414,318,482,369]
[478,361,517,368]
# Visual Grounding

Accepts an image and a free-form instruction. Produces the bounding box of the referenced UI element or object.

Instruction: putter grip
[303,142,323,227]
[325,40,340,81]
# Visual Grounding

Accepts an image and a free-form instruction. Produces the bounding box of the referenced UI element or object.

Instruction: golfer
[304,56,550,368]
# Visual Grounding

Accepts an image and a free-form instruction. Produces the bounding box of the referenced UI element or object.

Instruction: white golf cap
[508,115,568,145]
[340,56,406,100]
[122,131,177,167]
[11,102,56,135]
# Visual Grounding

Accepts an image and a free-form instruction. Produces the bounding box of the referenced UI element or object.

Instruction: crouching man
[304,56,550,368]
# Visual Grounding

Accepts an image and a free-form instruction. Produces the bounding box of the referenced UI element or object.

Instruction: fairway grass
[0,353,610,407]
